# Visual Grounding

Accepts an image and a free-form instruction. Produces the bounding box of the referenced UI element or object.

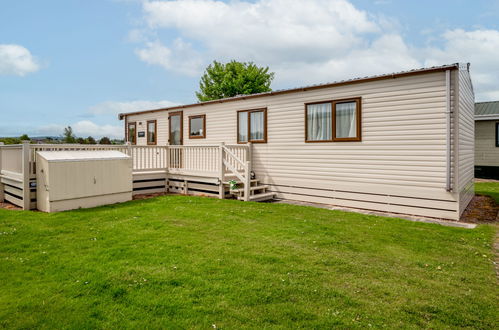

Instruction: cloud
[132,0,499,101]
[424,29,499,100]
[0,44,40,76]
[87,99,179,116]
[35,121,123,139]
[135,39,203,76]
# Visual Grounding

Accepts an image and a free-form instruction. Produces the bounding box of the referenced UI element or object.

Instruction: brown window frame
[188,114,206,139]
[146,120,157,145]
[305,97,361,143]
[127,121,137,145]
[237,108,267,144]
[168,111,183,145]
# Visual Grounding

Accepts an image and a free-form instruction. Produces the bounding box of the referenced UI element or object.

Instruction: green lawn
[476,181,499,203]
[0,188,498,328]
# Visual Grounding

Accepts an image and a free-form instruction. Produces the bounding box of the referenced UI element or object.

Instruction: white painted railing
[0,142,252,208]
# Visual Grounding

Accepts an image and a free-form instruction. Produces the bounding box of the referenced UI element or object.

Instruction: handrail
[222,146,246,168]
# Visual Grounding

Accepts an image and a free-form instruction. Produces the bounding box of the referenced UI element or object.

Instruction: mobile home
[474,101,499,179]
[118,63,475,221]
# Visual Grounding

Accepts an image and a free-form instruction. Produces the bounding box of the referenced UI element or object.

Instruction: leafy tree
[86,136,96,144]
[19,134,30,141]
[99,136,111,145]
[76,137,85,144]
[196,60,274,102]
[63,126,76,143]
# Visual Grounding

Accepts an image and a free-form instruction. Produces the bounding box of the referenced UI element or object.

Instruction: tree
[86,136,96,144]
[77,137,85,144]
[19,134,30,141]
[196,60,274,102]
[99,136,111,145]
[63,126,76,143]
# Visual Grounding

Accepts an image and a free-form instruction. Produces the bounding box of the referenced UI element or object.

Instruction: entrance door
[168,111,183,169]
[169,111,183,145]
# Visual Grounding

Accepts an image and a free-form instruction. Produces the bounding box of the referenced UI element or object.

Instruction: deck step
[238,192,275,202]
[222,179,258,185]
[230,185,269,193]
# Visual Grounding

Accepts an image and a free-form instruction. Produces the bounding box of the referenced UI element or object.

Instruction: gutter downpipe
[445,69,452,192]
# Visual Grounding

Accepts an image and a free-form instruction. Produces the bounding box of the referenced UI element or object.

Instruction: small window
[306,102,332,142]
[496,122,499,147]
[189,115,206,139]
[237,109,267,143]
[333,99,361,141]
[127,121,136,145]
[147,120,157,145]
[305,98,361,142]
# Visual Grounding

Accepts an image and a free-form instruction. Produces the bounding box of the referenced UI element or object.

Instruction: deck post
[164,146,169,193]
[247,142,253,177]
[21,141,31,210]
[218,142,225,199]
[0,142,4,203]
[244,161,251,201]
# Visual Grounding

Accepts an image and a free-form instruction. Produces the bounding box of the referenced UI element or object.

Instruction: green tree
[76,137,85,144]
[196,60,274,102]
[99,136,111,145]
[63,126,76,144]
[19,134,30,141]
[86,136,96,144]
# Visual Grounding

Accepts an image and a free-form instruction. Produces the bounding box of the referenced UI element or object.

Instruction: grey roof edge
[118,63,461,120]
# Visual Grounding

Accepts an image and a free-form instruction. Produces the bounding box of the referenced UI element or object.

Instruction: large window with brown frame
[237,108,267,143]
[127,121,137,145]
[305,97,361,142]
[147,120,157,145]
[189,115,206,139]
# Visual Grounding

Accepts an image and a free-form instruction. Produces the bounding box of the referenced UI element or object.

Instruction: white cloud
[0,44,40,76]
[36,121,123,139]
[424,29,499,101]
[88,99,179,116]
[135,39,203,76]
[133,0,499,101]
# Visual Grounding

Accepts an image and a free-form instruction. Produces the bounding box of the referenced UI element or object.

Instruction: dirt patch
[461,195,498,224]
[133,192,170,200]
[0,202,22,210]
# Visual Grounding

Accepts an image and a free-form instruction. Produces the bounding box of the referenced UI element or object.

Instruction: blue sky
[1,0,499,138]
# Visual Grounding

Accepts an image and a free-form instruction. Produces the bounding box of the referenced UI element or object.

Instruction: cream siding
[456,66,475,215]
[475,121,499,166]
[126,69,472,220]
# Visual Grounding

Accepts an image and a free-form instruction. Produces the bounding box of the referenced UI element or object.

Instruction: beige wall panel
[475,121,499,166]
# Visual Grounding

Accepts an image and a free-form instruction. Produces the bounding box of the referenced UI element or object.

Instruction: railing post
[21,141,31,210]
[218,142,225,199]
[244,160,251,202]
[247,142,253,177]
[0,142,4,203]
[165,146,169,193]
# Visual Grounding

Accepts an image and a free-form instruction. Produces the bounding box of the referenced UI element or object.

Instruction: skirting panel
[269,184,459,220]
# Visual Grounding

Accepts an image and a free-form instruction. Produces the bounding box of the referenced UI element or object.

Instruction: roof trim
[118,63,460,120]
[475,114,499,121]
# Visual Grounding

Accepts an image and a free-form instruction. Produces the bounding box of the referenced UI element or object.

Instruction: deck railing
[0,142,252,208]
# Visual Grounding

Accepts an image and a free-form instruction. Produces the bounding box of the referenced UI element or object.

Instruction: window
[305,98,361,142]
[147,120,157,145]
[237,108,267,143]
[189,115,206,139]
[127,121,136,145]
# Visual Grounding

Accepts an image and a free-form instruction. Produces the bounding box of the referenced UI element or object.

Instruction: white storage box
[36,150,132,212]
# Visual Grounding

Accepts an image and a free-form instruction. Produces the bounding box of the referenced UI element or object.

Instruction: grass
[476,181,499,203]
[0,188,497,328]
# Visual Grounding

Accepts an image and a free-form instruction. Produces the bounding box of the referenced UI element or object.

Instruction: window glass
[306,103,332,141]
[335,101,357,139]
[190,116,205,138]
[238,112,248,142]
[147,121,156,144]
[128,123,136,144]
[250,111,265,141]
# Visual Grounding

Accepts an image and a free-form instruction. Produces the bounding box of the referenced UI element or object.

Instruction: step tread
[238,192,275,202]
[223,179,258,184]
[230,185,269,193]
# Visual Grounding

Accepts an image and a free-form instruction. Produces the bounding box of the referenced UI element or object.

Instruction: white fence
[0,142,252,209]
